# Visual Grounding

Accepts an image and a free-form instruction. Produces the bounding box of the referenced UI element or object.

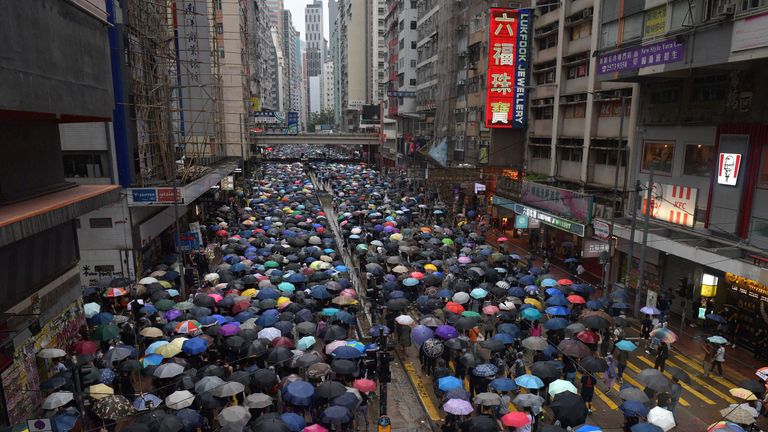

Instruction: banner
[520,181,593,222]
[598,39,684,74]
[485,8,531,129]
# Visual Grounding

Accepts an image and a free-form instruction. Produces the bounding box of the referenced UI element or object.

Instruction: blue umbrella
[403,278,420,287]
[564,258,579,264]
[546,296,569,306]
[497,323,520,337]
[411,325,434,346]
[334,311,356,326]
[544,318,569,330]
[331,391,360,410]
[210,314,231,325]
[322,307,340,317]
[369,324,390,337]
[198,316,218,326]
[437,289,453,298]
[574,426,602,432]
[332,346,363,359]
[145,341,169,355]
[546,288,564,297]
[388,290,406,299]
[522,308,542,321]
[615,340,637,351]
[310,285,331,300]
[141,353,163,367]
[256,312,280,327]
[140,304,158,315]
[545,306,569,316]
[235,311,255,323]
[51,412,79,432]
[620,400,650,417]
[133,393,162,411]
[541,278,558,287]
[586,300,604,310]
[489,377,517,391]
[438,376,464,392]
[515,374,544,389]
[287,273,307,283]
[257,288,280,300]
[472,363,499,377]
[571,283,591,293]
[508,287,526,298]
[321,405,353,424]
[182,337,208,355]
[88,312,114,325]
[280,413,306,432]
[176,408,204,430]
[524,285,539,294]
[706,313,726,323]
[519,275,536,285]
[612,302,631,309]
[99,368,116,384]
[283,381,315,406]
[491,333,515,345]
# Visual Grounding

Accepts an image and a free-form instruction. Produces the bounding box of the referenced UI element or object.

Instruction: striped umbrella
[175,320,201,334]
[103,287,127,298]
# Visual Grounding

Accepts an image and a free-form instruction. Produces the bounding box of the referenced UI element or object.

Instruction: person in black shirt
[654,342,669,372]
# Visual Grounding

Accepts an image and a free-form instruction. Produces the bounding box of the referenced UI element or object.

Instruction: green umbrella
[264,261,279,269]
[356,244,368,251]
[155,299,175,311]
[441,238,454,246]
[174,301,194,311]
[278,282,296,293]
[91,324,120,341]
[462,311,481,318]
[521,308,542,321]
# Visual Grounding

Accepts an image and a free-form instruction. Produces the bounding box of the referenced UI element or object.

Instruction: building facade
[595,0,768,334]
[305,0,325,114]
[338,0,370,131]
[323,61,335,112]
[248,0,280,111]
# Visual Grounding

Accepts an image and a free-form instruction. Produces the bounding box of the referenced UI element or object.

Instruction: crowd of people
[25,159,767,432]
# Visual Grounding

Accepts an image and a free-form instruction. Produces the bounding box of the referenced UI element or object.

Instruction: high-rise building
[368,0,387,104]
[323,61,335,112]
[283,10,302,116]
[248,0,280,111]
[305,0,325,114]
[265,0,284,30]
[217,0,251,159]
[415,0,439,141]
[338,0,369,130]
[330,2,342,128]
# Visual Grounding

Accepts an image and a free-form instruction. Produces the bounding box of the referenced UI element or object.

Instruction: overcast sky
[284,0,331,42]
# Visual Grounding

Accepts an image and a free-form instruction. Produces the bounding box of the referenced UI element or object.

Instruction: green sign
[514,203,586,237]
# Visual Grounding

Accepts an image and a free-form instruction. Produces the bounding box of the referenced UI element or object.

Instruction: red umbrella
[73,340,99,355]
[445,302,465,315]
[482,305,500,315]
[497,237,509,243]
[557,279,573,286]
[410,272,424,280]
[270,337,296,349]
[576,330,600,344]
[353,379,377,393]
[567,295,586,304]
[103,287,127,298]
[501,412,531,428]
[216,229,228,237]
[208,293,223,303]
[232,300,250,314]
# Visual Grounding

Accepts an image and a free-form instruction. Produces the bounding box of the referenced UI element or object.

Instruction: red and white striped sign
[642,182,698,227]
[717,153,741,186]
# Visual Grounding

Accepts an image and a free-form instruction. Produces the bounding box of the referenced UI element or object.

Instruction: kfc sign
[485,8,531,129]
[717,153,742,186]
[642,182,698,227]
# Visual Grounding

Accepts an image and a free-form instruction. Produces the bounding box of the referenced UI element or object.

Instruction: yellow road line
[623,361,690,407]
[670,351,740,389]
[659,358,737,404]
[635,356,717,405]
[402,360,442,422]
[575,372,618,410]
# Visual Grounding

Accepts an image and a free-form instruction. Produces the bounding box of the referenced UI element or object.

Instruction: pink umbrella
[410,272,424,280]
[353,379,377,393]
[303,425,328,432]
[497,237,509,242]
[458,256,472,264]
[325,340,347,354]
[483,305,500,315]
[443,398,474,415]
[208,293,223,303]
[340,289,357,298]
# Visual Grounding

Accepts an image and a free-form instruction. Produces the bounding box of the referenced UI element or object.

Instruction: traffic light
[677,277,688,298]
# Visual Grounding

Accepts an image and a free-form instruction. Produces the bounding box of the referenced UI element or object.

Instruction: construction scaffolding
[123,0,226,186]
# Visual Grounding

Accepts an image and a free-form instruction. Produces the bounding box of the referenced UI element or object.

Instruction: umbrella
[320,406,353,424]
[726,403,759,418]
[154,363,185,379]
[720,407,755,425]
[737,379,764,395]
[631,424,664,432]
[548,379,578,397]
[245,393,274,409]
[395,315,415,326]
[619,387,650,402]
[472,363,499,377]
[558,339,591,357]
[666,366,690,384]
[515,374,544,389]
[581,315,610,329]
[140,327,164,338]
[443,398,474,415]
[708,423,746,432]
[531,362,561,380]
[438,376,464,392]
[212,381,245,398]
[513,393,545,408]
[637,368,670,392]
[461,415,498,432]
[474,392,502,406]
[581,356,608,373]
[422,338,445,358]
[92,395,135,420]
[88,383,114,400]
[544,317,569,330]
[501,412,531,428]
[165,390,195,410]
[708,335,729,344]
[489,377,517,392]
[616,340,638,351]
[281,412,306,431]
[38,348,67,359]
[91,324,120,341]
[620,400,650,417]
[521,308,542,321]
[42,391,74,410]
[730,387,758,401]
[641,306,661,315]
[522,336,549,351]
[650,328,678,344]
[576,330,599,344]
[195,376,226,394]
[132,393,162,411]
[706,313,727,323]
[551,392,588,427]
[647,406,675,431]
[219,406,252,430]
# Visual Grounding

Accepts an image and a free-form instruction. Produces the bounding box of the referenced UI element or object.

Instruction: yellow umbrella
[730,387,758,401]
[140,327,163,338]
[524,298,543,310]
[242,288,258,298]
[277,297,291,307]
[332,296,357,306]
[424,264,438,272]
[158,280,172,289]
[88,384,114,400]
[309,261,323,270]
[170,337,188,349]
[155,343,182,358]
[390,233,403,241]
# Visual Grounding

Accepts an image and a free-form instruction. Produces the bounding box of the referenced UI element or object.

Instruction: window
[642,141,675,174]
[559,147,583,162]
[601,21,619,48]
[410,79,417,86]
[691,75,727,102]
[592,141,628,166]
[644,6,667,38]
[533,106,554,119]
[563,103,586,118]
[218,48,225,58]
[623,13,644,40]
[597,100,630,117]
[650,86,680,104]
[742,0,768,11]
[63,152,106,178]
[536,70,556,84]
[539,33,558,49]
[683,144,714,176]
[411,21,418,29]
[214,0,222,10]
[570,22,591,40]
[215,23,223,34]
[89,218,113,229]
[411,41,417,49]
[530,145,551,159]
[566,64,588,79]
[758,146,768,187]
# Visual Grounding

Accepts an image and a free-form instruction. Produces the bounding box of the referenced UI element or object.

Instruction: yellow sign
[644,7,666,38]
[700,273,718,298]
[725,272,768,297]
[250,97,261,112]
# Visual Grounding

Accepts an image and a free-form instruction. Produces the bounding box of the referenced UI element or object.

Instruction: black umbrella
[195,393,225,409]
[150,413,184,432]
[193,295,215,308]
[557,339,591,358]
[460,414,498,432]
[198,365,224,378]
[330,359,357,375]
[316,380,347,399]
[531,361,561,380]
[385,298,409,311]
[226,336,247,352]
[582,315,610,329]
[248,340,269,357]
[454,317,478,331]
[738,379,764,395]
[479,339,506,352]
[551,391,588,427]
[321,325,348,342]
[267,347,294,365]
[252,369,279,390]
[581,356,608,373]
[458,352,481,368]
[250,413,291,432]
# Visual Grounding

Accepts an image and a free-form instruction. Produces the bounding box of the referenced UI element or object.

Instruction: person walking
[712,344,726,377]
[668,377,682,413]
[616,347,629,384]
[702,342,714,377]
[654,342,669,372]
[603,354,617,391]
[581,373,596,413]
[641,315,653,352]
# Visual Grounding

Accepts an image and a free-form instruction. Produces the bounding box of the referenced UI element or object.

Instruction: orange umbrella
[557,279,573,286]
[445,302,465,315]
[567,295,585,304]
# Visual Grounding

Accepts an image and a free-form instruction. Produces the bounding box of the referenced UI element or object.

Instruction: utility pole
[633,168,653,317]
[624,180,640,290]
[603,95,626,292]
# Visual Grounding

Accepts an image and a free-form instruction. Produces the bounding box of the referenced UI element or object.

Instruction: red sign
[156,188,183,203]
[485,8,531,129]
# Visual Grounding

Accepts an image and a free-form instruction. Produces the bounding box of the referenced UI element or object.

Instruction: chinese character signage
[514,203,586,237]
[642,182,698,227]
[128,187,184,205]
[485,8,531,129]
[520,181,593,223]
[597,39,684,74]
[176,1,214,137]
[717,153,742,186]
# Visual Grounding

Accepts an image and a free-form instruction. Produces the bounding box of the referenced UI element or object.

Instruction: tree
[308,109,335,132]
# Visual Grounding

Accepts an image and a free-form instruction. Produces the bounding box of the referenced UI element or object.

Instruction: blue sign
[515,215,529,229]
[132,189,157,203]
[513,9,531,129]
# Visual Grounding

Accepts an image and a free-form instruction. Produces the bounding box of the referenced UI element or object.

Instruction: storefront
[722,272,768,349]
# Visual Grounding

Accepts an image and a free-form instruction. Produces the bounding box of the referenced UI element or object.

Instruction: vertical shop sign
[485,8,531,129]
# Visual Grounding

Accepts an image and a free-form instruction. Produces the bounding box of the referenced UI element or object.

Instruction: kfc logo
[717,153,741,186]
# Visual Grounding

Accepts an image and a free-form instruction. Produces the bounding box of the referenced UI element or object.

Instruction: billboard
[520,181,593,222]
[128,187,184,205]
[597,39,684,75]
[642,182,698,227]
[485,8,531,129]
[176,0,214,137]
[717,153,742,186]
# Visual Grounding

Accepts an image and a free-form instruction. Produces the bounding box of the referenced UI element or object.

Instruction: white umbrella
[726,403,759,418]
[153,363,185,379]
[452,292,470,305]
[499,301,517,311]
[84,302,101,318]
[245,393,274,409]
[258,327,282,341]
[211,381,245,398]
[219,406,251,429]
[395,315,415,326]
[203,273,220,282]
[139,277,159,285]
[165,390,194,410]
[648,406,676,431]
[42,391,74,410]
[37,348,67,359]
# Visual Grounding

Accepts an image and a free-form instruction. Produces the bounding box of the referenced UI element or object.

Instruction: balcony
[536,9,560,28]
[558,159,582,181]
[528,158,551,175]
[536,46,558,63]
[593,116,625,138]
[590,163,625,187]
[569,0,594,15]
[533,119,553,137]
[566,37,591,57]
[563,76,588,94]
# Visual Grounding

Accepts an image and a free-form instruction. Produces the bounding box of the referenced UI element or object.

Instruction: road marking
[402,360,442,422]
[658,357,737,404]
[623,361,690,407]
[670,351,740,389]
[635,355,717,405]
[594,385,619,410]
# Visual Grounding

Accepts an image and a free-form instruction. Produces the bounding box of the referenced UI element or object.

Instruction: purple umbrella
[220,323,240,336]
[412,325,434,346]
[458,256,472,264]
[165,310,183,321]
[435,325,459,340]
[443,398,474,415]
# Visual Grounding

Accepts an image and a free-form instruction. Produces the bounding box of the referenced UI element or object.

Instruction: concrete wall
[0,0,113,118]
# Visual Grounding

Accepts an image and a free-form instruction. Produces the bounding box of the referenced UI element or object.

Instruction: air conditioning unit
[718,4,735,16]
[583,8,593,18]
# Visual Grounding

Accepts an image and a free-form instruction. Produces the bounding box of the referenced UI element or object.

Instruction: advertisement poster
[598,39,684,74]
[520,181,593,222]
[642,182,698,227]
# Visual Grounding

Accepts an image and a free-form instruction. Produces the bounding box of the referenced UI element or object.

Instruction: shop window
[570,22,592,40]
[642,141,675,174]
[650,86,680,104]
[683,144,714,176]
[691,75,728,102]
[534,106,554,119]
